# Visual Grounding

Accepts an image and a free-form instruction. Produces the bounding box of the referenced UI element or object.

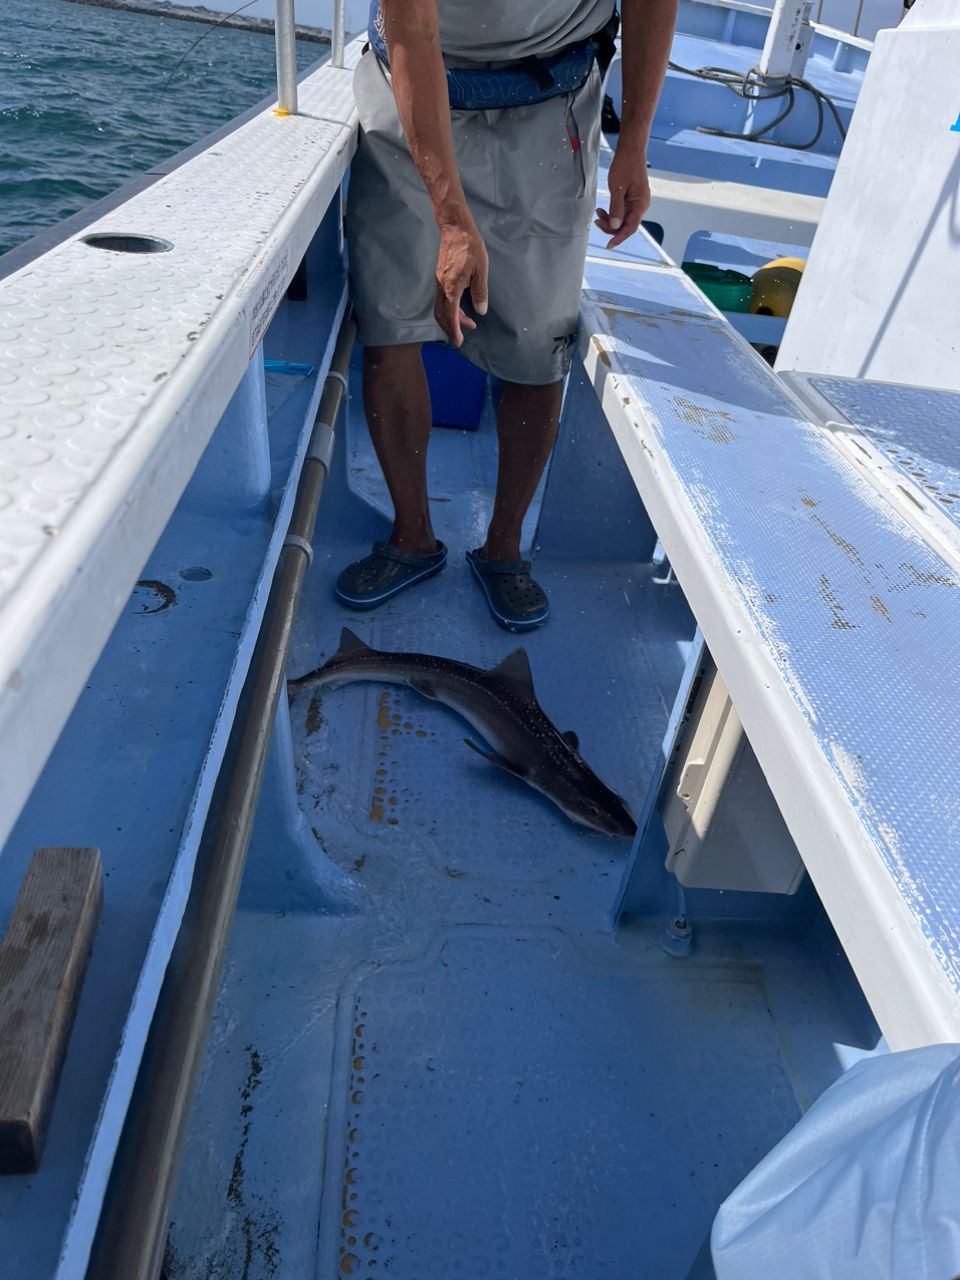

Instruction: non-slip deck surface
[161,375,863,1280]
[806,374,960,543]
[320,930,798,1280]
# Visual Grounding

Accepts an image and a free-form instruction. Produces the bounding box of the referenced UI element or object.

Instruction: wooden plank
[0,847,102,1174]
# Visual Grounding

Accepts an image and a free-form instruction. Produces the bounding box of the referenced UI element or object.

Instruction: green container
[681,262,753,313]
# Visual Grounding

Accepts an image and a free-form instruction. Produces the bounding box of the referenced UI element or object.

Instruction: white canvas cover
[712,1044,960,1279]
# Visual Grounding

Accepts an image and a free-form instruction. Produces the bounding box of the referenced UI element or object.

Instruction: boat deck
[163,371,874,1280]
[630,28,866,197]
[0,16,926,1277]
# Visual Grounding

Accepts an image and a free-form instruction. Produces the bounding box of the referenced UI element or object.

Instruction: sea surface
[0,0,322,256]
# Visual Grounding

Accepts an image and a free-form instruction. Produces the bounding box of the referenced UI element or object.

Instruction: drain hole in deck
[180,566,213,582]
[82,232,173,254]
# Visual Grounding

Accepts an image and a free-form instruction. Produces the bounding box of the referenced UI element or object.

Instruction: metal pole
[758,0,812,79]
[275,0,298,114]
[331,0,346,68]
[86,313,356,1280]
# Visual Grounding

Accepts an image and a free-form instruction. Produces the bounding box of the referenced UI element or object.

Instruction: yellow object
[749,256,806,318]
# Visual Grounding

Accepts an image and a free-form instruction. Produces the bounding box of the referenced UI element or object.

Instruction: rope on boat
[667,60,848,151]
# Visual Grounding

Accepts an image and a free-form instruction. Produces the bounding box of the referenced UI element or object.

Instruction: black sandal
[466,548,549,632]
[335,541,447,609]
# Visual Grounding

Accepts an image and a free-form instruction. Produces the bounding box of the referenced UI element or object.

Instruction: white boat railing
[332,0,347,67]
[274,0,299,113]
[274,0,347,103]
[0,47,362,859]
[0,41,364,1278]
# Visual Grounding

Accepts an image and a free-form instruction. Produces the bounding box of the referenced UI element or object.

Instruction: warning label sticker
[247,247,291,356]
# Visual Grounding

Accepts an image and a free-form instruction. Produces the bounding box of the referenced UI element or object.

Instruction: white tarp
[712,1044,960,1279]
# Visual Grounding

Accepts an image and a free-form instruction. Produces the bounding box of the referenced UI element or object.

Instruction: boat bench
[577,235,960,1051]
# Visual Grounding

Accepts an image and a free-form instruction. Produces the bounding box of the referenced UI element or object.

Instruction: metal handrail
[86,313,356,1280]
[275,0,299,113]
[331,0,347,67]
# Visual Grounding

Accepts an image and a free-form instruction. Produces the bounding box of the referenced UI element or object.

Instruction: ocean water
[0,0,322,256]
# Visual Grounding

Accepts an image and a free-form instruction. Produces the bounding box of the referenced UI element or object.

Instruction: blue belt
[368,1,603,110]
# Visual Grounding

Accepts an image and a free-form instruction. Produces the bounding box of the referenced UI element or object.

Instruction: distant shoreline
[58,0,331,43]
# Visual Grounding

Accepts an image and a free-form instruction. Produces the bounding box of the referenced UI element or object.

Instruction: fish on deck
[290,628,637,837]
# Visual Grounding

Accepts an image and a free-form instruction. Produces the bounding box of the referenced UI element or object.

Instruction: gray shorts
[346,49,602,385]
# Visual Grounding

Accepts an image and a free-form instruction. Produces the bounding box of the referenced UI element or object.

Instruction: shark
[289,628,637,838]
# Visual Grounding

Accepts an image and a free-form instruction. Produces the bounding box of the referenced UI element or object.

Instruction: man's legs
[347,349,560,623]
[364,348,561,563]
[363,343,439,556]
[481,379,563,562]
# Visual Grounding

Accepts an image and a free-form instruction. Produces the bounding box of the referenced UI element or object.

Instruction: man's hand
[382,0,488,345]
[594,142,651,249]
[600,0,677,248]
[435,219,489,347]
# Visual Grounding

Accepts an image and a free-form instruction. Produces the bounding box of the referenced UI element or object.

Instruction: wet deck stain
[591,334,612,367]
[898,562,958,590]
[810,515,866,574]
[818,575,856,630]
[133,579,177,614]
[870,595,892,622]
[222,1045,281,1280]
[305,691,325,736]
[672,396,736,443]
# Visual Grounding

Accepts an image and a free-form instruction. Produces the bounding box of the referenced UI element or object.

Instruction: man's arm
[595,0,678,248]
[380,0,488,345]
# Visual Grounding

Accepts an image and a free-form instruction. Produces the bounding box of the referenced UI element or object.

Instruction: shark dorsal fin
[486,647,534,693]
[337,627,369,656]
[561,730,580,753]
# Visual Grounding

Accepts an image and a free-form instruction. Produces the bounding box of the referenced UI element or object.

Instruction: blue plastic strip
[265,358,315,376]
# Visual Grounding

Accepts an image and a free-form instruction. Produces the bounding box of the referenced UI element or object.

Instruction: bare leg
[482,379,564,562]
[363,343,438,554]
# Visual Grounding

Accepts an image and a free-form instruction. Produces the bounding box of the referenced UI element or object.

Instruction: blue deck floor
[164,363,875,1280]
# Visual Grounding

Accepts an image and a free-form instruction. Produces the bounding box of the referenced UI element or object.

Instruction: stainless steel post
[331,0,346,68]
[275,0,299,114]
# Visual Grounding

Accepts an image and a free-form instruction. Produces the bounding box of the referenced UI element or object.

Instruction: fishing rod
[160,0,269,93]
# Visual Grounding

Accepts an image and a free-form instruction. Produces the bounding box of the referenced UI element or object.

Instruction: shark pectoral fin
[409,676,439,700]
[561,730,580,753]
[462,738,529,779]
[337,626,369,656]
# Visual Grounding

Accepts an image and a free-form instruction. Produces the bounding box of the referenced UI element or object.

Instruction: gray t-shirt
[436,0,615,62]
